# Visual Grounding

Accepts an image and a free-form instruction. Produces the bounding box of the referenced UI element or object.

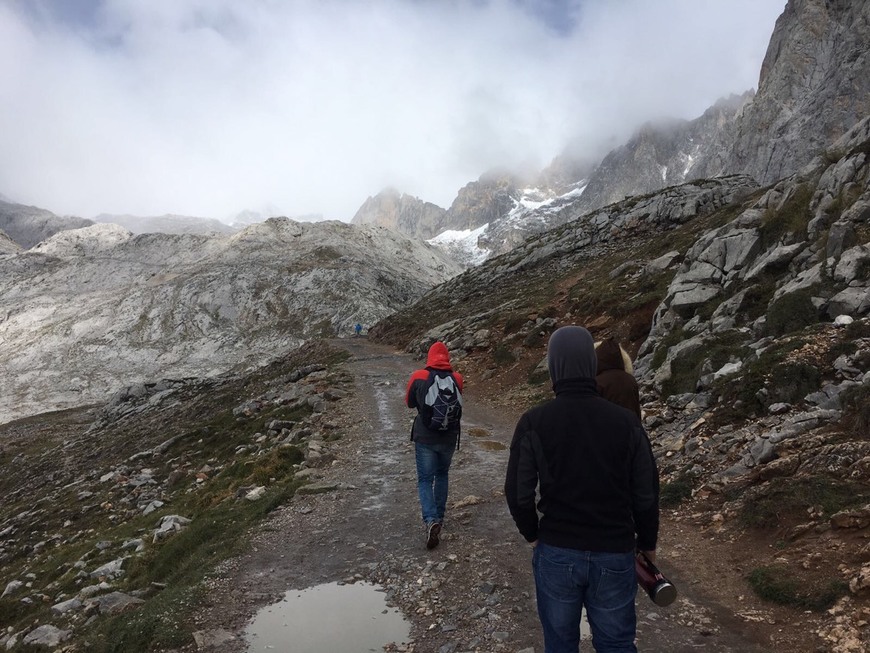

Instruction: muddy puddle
[246,581,409,652]
[475,440,507,451]
[465,427,507,451]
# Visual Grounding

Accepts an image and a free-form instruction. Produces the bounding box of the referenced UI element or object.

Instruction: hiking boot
[426,522,442,550]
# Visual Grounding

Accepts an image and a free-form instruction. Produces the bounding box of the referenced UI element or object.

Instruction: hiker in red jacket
[405,341,464,550]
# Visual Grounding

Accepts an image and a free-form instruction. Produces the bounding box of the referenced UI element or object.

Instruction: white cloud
[0,0,785,221]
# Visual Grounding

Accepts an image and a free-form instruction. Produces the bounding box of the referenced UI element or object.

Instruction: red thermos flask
[635,552,677,606]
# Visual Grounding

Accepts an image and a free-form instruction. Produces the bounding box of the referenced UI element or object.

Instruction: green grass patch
[712,339,809,422]
[767,361,821,404]
[747,565,848,611]
[737,277,778,323]
[86,583,202,652]
[84,482,299,651]
[650,328,686,372]
[502,313,529,335]
[735,476,870,530]
[611,272,672,319]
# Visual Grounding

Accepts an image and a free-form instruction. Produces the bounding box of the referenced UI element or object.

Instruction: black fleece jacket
[505,379,659,551]
[504,327,659,553]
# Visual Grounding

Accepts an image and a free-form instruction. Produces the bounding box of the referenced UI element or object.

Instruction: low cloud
[0,0,784,221]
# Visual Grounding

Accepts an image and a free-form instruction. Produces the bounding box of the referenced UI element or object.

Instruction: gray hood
[547,326,597,384]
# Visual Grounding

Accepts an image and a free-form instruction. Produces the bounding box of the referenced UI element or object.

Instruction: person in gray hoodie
[505,326,659,653]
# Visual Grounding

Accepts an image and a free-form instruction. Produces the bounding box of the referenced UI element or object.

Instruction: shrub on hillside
[660,472,695,507]
[764,289,820,337]
[748,564,847,611]
[759,183,813,246]
[766,361,821,404]
[840,384,870,437]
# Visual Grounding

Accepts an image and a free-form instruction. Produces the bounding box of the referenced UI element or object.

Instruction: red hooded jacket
[406,342,464,444]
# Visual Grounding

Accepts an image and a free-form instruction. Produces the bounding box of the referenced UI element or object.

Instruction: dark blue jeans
[414,441,454,524]
[533,543,637,653]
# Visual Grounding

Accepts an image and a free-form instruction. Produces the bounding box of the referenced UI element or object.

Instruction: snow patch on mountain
[428,223,490,267]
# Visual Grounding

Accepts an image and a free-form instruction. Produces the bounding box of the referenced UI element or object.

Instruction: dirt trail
[190,338,775,653]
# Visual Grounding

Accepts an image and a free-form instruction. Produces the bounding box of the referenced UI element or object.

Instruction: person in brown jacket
[595,338,642,419]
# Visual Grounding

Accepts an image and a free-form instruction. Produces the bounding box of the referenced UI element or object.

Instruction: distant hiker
[595,337,642,419]
[405,341,464,550]
[354,323,363,337]
[505,326,659,653]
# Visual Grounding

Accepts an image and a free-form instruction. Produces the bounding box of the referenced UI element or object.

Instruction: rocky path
[189,338,775,653]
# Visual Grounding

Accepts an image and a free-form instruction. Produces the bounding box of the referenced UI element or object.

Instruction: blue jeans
[533,543,637,653]
[414,441,454,524]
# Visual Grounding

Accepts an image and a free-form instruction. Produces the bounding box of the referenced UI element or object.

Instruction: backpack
[421,371,462,431]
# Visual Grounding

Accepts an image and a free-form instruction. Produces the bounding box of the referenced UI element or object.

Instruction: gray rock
[89,558,127,579]
[22,625,71,648]
[92,591,145,615]
[153,514,191,542]
[833,245,870,284]
[749,438,777,466]
[827,286,870,318]
[51,597,83,615]
[1,579,23,598]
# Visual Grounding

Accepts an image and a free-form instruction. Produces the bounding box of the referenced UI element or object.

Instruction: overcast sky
[0,0,785,222]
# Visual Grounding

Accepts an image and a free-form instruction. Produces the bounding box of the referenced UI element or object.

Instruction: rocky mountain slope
[371,117,870,651]
[0,218,461,424]
[92,213,237,235]
[0,200,93,250]
[0,340,354,651]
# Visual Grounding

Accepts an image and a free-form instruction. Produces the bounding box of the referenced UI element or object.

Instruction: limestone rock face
[0,199,93,249]
[711,0,870,184]
[351,188,447,240]
[0,218,461,423]
[637,116,870,386]
[440,171,525,234]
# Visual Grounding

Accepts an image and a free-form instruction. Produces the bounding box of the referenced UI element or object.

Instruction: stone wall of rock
[702,0,870,185]
[637,116,870,389]
[350,188,448,240]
